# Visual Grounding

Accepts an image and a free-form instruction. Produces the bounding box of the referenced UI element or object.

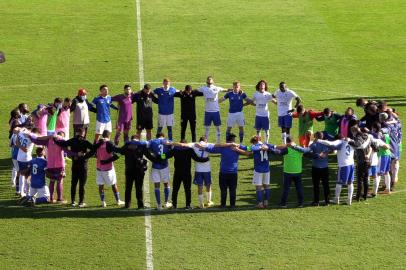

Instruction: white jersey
[252,91,273,117]
[16,133,34,162]
[198,85,224,112]
[273,88,298,116]
[191,142,213,172]
[318,139,354,167]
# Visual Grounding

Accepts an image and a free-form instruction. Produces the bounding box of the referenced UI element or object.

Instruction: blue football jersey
[224,91,247,113]
[252,143,273,173]
[149,138,170,169]
[30,157,47,188]
[154,87,177,115]
[92,95,112,123]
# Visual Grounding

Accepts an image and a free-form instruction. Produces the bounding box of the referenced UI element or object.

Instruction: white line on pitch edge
[135,0,154,269]
[0,80,360,97]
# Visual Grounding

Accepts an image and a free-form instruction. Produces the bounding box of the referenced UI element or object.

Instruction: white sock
[384,174,391,191]
[11,168,17,186]
[392,161,399,183]
[198,194,204,205]
[335,184,342,204]
[205,126,210,141]
[216,126,221,143]
[206,191,212,202]
[19,175,26,196]
[265,130,269,143]
[347,184,354,205]
[282,132,287,144]
[373,176,380,195]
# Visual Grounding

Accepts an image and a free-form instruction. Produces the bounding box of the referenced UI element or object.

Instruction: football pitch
[1,0,406,269]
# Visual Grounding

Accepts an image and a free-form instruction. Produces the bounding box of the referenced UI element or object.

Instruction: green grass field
[1,0,406,269]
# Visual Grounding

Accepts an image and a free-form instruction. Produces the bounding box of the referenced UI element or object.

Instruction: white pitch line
[135,0,154,269]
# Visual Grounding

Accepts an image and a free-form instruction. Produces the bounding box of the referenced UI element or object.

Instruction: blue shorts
[337,165,354,185]
[204,112,221,126]
[322,131,336,141]
[379,156,391,174]
[368,166,377,177]
[193,172,211,186]
[255,116,269,130]
[278,115,293,128]
[18,161,29,171]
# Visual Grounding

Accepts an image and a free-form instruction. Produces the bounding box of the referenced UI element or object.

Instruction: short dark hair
[64,97,71,103]
[124,84,131,89]
[314,131,323,139]
[10,108,20,118]
[54,97,62,103]
[143,84,151,90]
[356,98,366,107]
[323,108,331,115]
[75,127,85,135]
[184,85,192,91]
[199,136,207,142]
[36,147,45,156]
[226,133,236,142]
[99,84,108,91]
[102,130,111,138]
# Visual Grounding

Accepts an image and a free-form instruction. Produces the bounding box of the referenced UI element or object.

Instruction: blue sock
[154,188,161,205]
[239,132,244,143]
[164,187,170,202]
[226,130,231,140]
[157,126,163,134]
[264,188,270,201]
[167,126,173,141]
[100,191,105,202]
[114,192,120,201]
[36,197,48,204]
[256,190,263,204]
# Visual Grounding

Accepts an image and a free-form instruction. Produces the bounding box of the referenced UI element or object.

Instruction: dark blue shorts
[255,116,269,130]
[379,156,391,174]
[204,112,221,126]
[18,161,29,172]
[278,115,293,128]
[193,172,212,186]
[368,166,377,177]
[337,165,354,185]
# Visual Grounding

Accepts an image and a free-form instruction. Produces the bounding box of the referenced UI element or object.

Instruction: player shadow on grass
[0,157,20,206]
[0,154,346,219]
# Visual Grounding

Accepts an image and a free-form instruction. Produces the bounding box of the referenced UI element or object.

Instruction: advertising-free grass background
[0,0,405,269]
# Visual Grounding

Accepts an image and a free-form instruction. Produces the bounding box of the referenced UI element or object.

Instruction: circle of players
[8,76,402,210]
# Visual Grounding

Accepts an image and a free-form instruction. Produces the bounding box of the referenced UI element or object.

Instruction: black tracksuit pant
[181,117,196,142]
[172,171,192,208]
[219,172,238,207]
[125,168,145,208]
[356,162,370,200]
[71,163,88,204]
[311,167,330,204]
